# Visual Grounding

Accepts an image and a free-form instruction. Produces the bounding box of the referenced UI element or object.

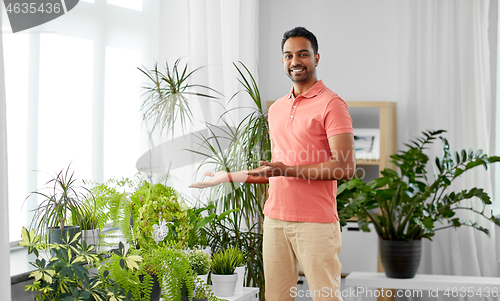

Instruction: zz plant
[337,129,500,241]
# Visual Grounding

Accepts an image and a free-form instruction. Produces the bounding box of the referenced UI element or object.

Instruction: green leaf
[381,168,399,178]
[454,151,461,165]
[367,177,391,189]
[435,157,442,173]
[194,213,217,231]
[454,168,464,178]
[461,149,467,162]
[489,156,500,163]
[216,209,239,222]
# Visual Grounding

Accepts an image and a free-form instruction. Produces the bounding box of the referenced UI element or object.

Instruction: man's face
[282,36,319,84]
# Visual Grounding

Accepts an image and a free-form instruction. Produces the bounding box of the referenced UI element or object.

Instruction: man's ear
[315,53,320,67]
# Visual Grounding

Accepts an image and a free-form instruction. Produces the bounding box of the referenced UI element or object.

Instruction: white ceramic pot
[201,246,211,256]
[197,273,208,284]
[234,266,246,292]
[82,229,100,250]
[211,273,238,297]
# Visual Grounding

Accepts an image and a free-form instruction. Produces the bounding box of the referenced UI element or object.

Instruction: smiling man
[191,27,355,301]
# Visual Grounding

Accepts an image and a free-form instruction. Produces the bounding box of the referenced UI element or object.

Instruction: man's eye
[284,55,291,59]
[301,54,308,57]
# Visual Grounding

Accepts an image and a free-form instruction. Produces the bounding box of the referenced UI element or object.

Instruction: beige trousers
[263,216,343,301]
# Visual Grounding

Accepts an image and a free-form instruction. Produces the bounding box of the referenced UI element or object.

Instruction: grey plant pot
[50,225,81,244]
[49,226,81,256]
[81,229,100,251]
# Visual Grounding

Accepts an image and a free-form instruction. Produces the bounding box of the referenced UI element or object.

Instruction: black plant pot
[379,238,422,278]
[140,274,161,301]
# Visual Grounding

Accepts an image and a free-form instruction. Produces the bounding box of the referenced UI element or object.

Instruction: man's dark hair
[281,27,319,55]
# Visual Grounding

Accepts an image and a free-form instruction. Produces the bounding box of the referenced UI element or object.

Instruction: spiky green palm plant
[190,61,269,299]
[138,57,220,135]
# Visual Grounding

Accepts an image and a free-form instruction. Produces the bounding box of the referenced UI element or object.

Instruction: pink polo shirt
[264,80,353,223]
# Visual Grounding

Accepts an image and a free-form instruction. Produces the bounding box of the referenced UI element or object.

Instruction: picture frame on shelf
[353,128,380,161]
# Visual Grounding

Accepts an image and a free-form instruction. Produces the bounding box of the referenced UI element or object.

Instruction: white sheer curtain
[4,0,160,242]
[0,0,12,297]
[155,0,259,199]
[404,0,497,300]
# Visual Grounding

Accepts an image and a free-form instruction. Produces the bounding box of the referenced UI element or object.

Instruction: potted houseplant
[192,62,270,299]
[337,129,500,278]
[27,164,90,246]
[105,180,227,301]
[189,249,211,283]
[120,181,194,249]
[18,227,135,301]
[210,247,240,297]
[231,247,248,292]
[138,57,220,135]
[180,250,212,301]
[70,201,102,250]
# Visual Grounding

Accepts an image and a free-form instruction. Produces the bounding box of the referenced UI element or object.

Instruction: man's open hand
[189,171,230,189]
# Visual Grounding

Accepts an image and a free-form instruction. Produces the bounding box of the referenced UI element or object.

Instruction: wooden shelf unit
[346,101,397,177]
[346,101,397,301]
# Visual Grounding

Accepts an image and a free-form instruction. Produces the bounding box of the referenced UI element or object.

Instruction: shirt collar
[287,80,326,99]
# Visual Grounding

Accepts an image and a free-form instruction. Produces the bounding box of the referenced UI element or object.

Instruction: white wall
[258,0,411,149]
[258,0,410,100]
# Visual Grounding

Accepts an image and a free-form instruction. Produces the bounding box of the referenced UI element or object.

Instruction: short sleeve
[324,97,353,137]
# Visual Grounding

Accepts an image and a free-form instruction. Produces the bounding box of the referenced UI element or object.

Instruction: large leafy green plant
[337,129,500,241]
[121,181,222,250]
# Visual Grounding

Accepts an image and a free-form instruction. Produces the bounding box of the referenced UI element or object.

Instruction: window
[3,0,159,242]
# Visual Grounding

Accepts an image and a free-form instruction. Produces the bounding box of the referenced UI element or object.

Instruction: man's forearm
[229,169,269,184]
[285,160,355,181]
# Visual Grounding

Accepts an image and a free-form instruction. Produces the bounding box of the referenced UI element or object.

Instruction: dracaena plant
[138,57,220,135]
[27,164,92,243]
[190,61,270,299]
[337,129,500,241]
